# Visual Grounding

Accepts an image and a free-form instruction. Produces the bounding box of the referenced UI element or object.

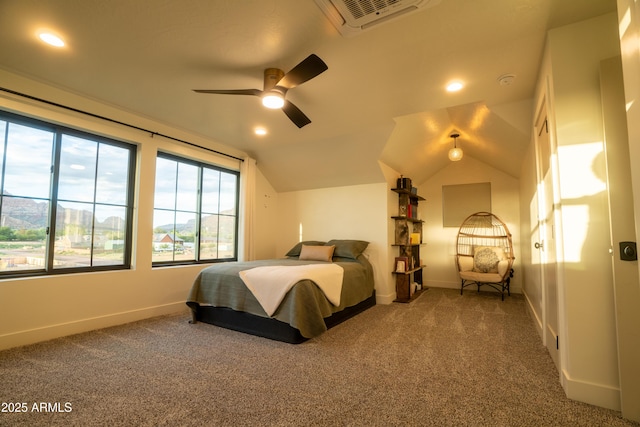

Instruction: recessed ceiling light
[254,127,267,136]
[446,81,464,92]
[39,32,65,47]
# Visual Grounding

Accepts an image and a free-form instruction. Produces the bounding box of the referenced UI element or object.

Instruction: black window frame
[152,151,240,267]
[0,110,137,279]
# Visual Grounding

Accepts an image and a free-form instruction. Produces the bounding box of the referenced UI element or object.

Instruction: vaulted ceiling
[0,0,616,191]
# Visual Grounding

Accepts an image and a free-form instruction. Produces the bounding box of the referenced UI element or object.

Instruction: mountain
[1,195,125,234]
[1,196,49,228]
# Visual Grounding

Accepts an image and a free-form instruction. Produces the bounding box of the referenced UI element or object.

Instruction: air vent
[314,0,442,37]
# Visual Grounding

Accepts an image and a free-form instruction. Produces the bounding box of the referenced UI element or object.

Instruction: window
[153,153,239,264]
[0,112,136,277]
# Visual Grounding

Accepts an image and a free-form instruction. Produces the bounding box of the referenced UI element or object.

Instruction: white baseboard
[0,302,189,351]
[562,369,621,411]
[376,292,396,305]
[523,289,544,339]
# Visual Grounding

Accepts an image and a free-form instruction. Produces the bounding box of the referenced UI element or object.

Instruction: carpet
[0,288,636,426]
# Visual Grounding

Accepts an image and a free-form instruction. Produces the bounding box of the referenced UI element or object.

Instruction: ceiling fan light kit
[193,54,328,128]
[262,92,285,109]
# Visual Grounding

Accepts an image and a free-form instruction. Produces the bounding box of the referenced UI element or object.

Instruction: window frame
[152,151,240,267]
[0,110,137,279]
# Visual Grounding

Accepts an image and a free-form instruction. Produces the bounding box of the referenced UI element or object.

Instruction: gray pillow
[285,241,326,257]
[325,239,369,259]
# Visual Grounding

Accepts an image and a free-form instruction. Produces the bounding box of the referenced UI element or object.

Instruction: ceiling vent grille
[314,0,442,37]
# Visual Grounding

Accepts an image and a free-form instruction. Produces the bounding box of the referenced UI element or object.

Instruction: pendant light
[448,133,463,161]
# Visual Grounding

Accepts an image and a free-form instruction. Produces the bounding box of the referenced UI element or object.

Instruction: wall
[0,70,246,351]
[416,156,521,293]
[275,182,393,302]
[253,167,279,260]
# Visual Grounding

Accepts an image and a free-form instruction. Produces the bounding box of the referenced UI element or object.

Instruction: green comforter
[187,256,375,338]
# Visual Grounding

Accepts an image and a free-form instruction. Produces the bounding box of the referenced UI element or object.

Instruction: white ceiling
[0,0,616,192]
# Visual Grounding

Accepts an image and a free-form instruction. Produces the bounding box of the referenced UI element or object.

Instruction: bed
[186,239,376,343]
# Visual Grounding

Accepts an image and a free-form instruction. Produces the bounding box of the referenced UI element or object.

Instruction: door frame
[532,91,566,381]
[534,100,561,371]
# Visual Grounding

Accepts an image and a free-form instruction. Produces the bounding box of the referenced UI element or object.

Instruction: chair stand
[460,268,514,301]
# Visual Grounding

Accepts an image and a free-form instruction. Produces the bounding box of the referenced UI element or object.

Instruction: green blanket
[187,256,375,338]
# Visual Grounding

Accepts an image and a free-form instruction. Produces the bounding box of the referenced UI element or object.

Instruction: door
[600,57,640,421]
[535,105,560,371]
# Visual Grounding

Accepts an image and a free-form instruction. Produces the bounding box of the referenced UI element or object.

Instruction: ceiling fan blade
[282,100,311,128]
[193,89,262,96]
[276,54,328,89]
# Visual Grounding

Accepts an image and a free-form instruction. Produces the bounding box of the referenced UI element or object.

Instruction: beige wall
[0,69,245,351]
[275,182,393,302]
[264,156,526,304]
[416,156,521,293]
[253,167,279,260]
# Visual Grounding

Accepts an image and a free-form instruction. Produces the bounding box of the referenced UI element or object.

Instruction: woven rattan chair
[456,212,514,300]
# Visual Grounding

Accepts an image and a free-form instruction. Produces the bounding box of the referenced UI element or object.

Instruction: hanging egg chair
[455,212,515,300]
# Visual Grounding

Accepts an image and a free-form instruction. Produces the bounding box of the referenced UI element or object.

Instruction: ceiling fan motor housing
[264,68,285,92]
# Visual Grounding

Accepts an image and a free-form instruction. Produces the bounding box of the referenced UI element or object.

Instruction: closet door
[600,56,640,421]
[535,104,560,371]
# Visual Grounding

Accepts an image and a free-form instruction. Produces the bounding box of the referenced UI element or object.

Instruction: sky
[2,118,238,230]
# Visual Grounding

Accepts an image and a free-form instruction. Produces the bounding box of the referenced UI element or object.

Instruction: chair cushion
[458,256,474,272]
[459,271,504,283]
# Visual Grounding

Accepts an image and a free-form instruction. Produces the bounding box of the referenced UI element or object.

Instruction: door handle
[534,242,544,250]
[620,241,637,261]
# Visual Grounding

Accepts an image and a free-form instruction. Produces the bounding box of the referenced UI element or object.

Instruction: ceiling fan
[193,54,328,128]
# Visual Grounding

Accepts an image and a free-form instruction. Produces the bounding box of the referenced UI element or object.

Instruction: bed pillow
[299,244,335,262]
[285,241,326,257]
[325,239,369,259]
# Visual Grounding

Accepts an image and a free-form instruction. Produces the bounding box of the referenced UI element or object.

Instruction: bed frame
[187,291,376,344]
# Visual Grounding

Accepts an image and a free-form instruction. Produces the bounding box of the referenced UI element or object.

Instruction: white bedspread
[239,264,344,317]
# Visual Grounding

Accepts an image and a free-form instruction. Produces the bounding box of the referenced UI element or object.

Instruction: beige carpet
[0,288,636,426]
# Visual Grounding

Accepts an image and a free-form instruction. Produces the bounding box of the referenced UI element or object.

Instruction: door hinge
[556,336,559,350]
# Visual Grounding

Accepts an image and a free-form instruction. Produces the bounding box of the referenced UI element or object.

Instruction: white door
[600,57,640,421]
[535,105,560,371]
